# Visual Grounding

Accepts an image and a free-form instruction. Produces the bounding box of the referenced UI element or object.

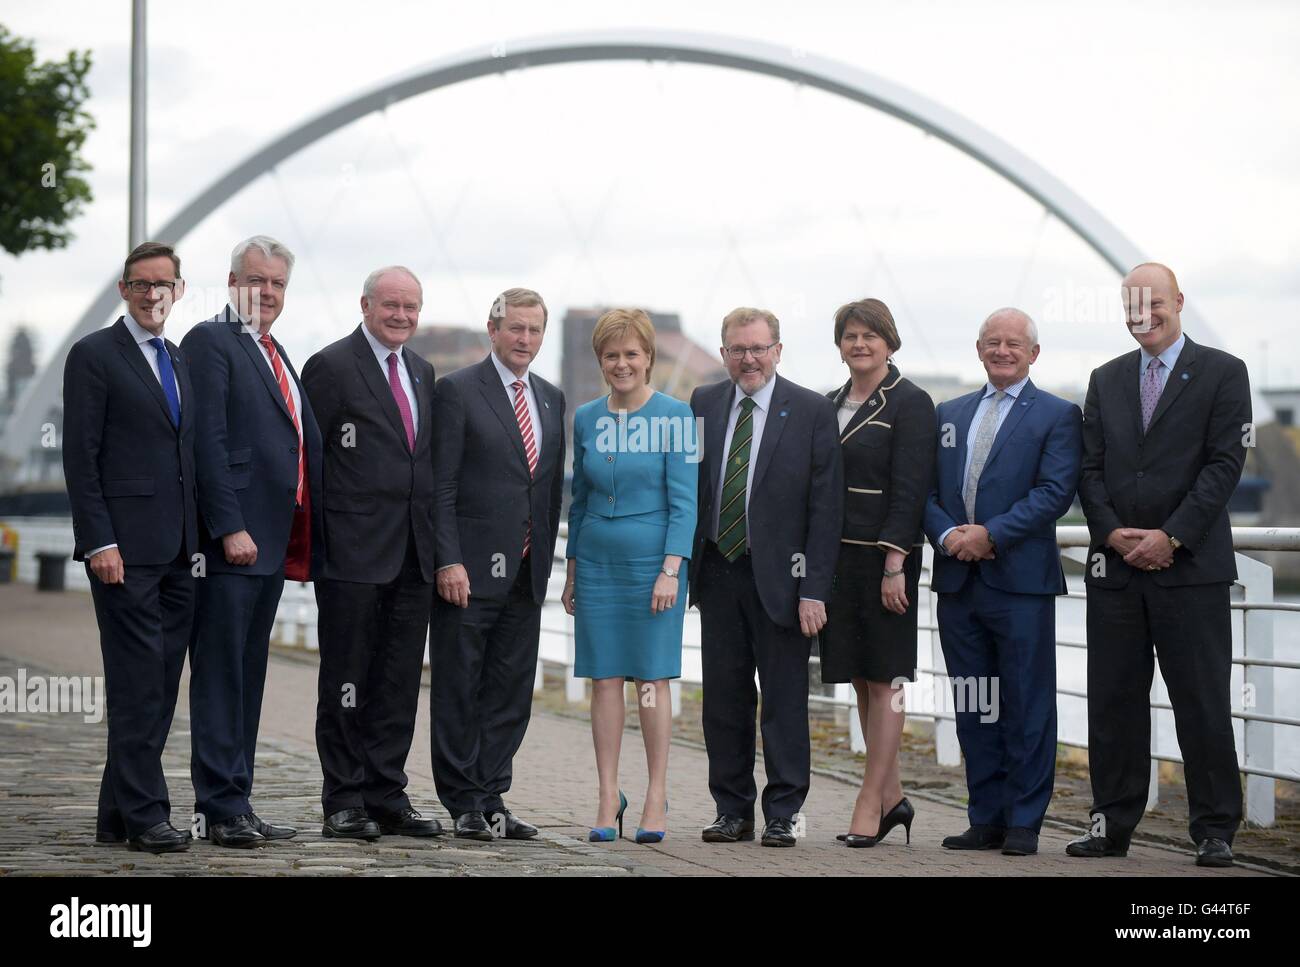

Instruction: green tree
[0,24,94,271]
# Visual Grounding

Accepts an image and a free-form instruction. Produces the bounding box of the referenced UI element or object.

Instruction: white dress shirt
[712,375,777,547]
[360,323,419,438]
[489,349,542,452]
[236,308,302,420]
[938,374,1030,552]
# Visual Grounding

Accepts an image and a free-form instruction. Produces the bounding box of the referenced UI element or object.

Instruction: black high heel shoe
[877,797,914,845]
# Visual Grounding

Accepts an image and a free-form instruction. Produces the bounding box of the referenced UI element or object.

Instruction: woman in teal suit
[561,308,698,844]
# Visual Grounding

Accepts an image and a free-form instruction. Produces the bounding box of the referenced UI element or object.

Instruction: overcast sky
[2,0,1297,398]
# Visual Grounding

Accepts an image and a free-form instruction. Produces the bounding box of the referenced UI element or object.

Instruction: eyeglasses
[724,342,777,360]
[124,280,178,294]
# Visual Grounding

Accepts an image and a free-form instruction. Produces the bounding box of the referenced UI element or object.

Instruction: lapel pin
[779,410,788,417]
[544,401,550,409]
[414,376,421,384]
[1181,372,1190,380]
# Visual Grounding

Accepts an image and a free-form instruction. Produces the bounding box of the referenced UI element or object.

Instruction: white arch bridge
[0,28,1225,461]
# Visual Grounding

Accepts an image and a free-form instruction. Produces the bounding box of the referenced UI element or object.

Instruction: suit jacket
[827,364,936,552]
[688,374,844,628]
[923,378,1082,596]
[180,305,324,578]
[63,317,198,565]
[301,325,437,584]
[1079,335,1250,588]
[432,354,565,604]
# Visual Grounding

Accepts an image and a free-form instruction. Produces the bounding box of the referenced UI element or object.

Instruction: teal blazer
[566,391,699,560]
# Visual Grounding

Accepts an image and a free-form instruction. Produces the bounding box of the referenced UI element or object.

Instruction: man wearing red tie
[430,288,566,840]
[301,267,442,840]
[183,236,323,848]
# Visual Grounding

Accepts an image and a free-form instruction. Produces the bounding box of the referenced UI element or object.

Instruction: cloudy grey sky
[2,0,1297,398]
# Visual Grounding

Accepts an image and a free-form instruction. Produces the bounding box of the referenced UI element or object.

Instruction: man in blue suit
[182,235,324,848]
[923,307,1082,857]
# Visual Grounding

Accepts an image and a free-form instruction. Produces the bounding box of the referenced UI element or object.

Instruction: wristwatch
[1168,535,1182,550]
[661,566,679,578]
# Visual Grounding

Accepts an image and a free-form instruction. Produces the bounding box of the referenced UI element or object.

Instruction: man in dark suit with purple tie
[301,266,442,841]
[1069,263,1250,868]
[63,241,198,854]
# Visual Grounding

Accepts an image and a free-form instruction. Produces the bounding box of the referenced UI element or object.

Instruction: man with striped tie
[430,288,566,841]
[63,242,198,853]
[689,307,844,847]
[183,235,324,848]
[301,266,442,841]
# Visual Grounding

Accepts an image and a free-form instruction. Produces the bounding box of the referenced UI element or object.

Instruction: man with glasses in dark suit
[689,307,844,848]
[63,241,198,853]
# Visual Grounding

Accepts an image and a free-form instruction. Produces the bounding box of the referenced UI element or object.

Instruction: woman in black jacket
[823,298,936,847]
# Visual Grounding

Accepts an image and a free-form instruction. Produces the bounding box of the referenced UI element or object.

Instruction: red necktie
[259,333,305,505]
[386,352,416,451]
[512,379,537,556]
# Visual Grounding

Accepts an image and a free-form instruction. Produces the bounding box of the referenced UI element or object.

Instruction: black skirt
[820,542,920,684]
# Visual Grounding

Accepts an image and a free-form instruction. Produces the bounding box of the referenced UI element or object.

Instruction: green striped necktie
[717,396,756,562]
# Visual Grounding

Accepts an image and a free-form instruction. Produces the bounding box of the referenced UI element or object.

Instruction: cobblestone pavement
[0,583,1287,877]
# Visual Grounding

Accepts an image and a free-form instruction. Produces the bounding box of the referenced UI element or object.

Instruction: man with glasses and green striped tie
[688,307,844,848]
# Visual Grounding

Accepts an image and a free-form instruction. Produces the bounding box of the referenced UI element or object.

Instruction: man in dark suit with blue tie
[302,266,442,841]
[63,241,198,854]
[182,235,323,848]
[923,307,1082,857]
[1068,263,1250,868]
[689,307,844,848]
[430,287,565,841]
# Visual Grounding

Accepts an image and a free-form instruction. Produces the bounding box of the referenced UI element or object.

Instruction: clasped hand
[943,524,995,562]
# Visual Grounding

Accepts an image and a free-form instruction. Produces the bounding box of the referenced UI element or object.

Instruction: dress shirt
[1138,332,1185,394]
[235,307,302,421]
[360,323,418,438]
[712,376,776,545]
[938,374,1029,553]
[489,349,542,451]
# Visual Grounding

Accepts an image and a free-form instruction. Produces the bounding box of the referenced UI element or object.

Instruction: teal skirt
[573,509,686,681]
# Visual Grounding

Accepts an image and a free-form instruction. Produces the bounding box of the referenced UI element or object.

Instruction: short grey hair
[489,287,548,327]
[978,307,1039,347]
[231,235,296,279]
[362,265,423,302]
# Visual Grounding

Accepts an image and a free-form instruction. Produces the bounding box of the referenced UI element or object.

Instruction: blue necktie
[148,337,181,427]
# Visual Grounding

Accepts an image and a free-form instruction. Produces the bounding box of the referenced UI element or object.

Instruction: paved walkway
[0,583,1284,876]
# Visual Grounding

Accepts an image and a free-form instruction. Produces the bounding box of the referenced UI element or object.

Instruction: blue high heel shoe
[589,790,627,842]
[635,799,668,844]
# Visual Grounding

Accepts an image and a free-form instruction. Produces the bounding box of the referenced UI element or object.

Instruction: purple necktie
[386,352,416,451]
[1141,357,1164,431]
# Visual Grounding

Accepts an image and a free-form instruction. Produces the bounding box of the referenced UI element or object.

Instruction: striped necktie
[258,333,305,505]
[964,389,1006,524]
[512,379,538,557]
[717,396,756,562]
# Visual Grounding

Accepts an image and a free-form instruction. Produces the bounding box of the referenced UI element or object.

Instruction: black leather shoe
[454,811,494,841]
[210,813,267,848]
[701,815,755,843]
[1065,831,1129,858]
[1195,838,1234,868]
[1001,827,1039,855]
[942,825,1006,850]
[323,807,381,840]
[761,817,798,847]
[128,821,190,854]
[249,813,297,840]
[488,808,537,840]
[373,807,444,837]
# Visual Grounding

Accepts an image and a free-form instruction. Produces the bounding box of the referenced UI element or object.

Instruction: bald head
[1121,262,1183,354]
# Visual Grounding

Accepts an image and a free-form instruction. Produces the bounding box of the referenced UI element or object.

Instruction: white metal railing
[3,516,1297,827]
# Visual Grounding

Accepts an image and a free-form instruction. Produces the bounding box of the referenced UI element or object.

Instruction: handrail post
[1235,552,1277,827]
